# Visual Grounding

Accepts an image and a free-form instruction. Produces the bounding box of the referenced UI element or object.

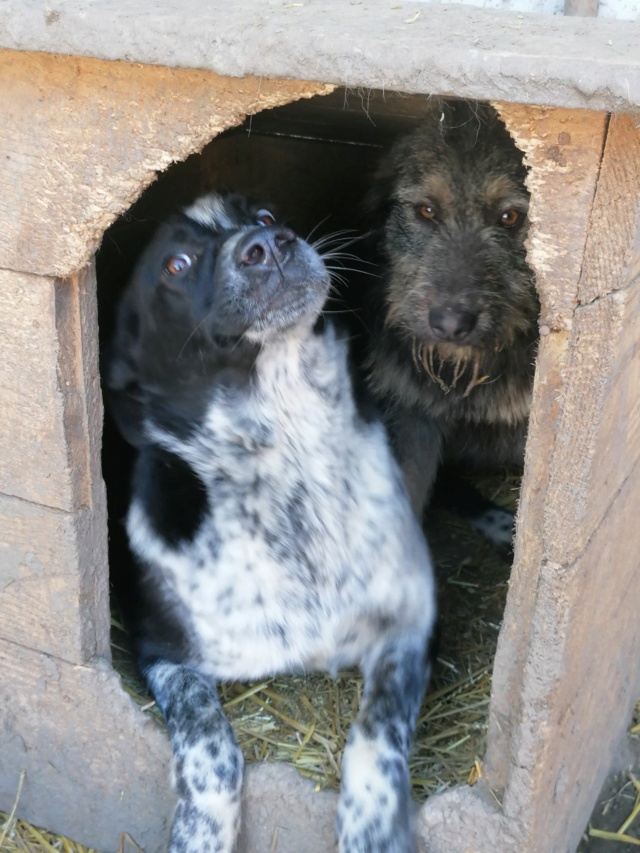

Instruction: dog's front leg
[146,661,243,853]
[337,634,433,853]
[386,406,443,520]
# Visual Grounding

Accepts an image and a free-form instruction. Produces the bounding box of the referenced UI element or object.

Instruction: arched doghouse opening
[95,86,528,849]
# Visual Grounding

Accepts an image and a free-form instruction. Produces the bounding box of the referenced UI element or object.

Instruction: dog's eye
[499,208,521,228]
[164,253,192,276]
[255,209,276,227]
[418,202,438,221]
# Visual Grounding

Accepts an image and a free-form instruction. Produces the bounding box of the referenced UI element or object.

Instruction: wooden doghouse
[1,3,640,851]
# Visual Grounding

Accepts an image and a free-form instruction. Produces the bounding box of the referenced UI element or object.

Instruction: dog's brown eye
[418,203,437,221]
[255,209,276,227]
[164,253,192,276]
[499,208,521,228]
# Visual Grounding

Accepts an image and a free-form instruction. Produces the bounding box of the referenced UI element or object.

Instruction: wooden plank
[0,51,332,278]
[0,640,174,853]
[0,263,110,664]
[483,106,607,794]
[577,113,640,307]
[503,450,640,852]
[482,109,640,852]
[541,113,640,566]
[495,104,608,331]
[0,492,109,664]
[543,285,640,566]
[0,3,639,112]
[0,269,95,511]
[0,270,77,510]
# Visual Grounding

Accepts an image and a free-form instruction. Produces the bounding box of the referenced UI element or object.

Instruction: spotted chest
[128,323,434,681]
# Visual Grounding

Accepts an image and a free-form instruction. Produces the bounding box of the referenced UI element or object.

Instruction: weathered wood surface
[0,494,109,665]
[0,266,106,515]
[512,442,640,851]
[482,105,609,795]
[0,2,639,112]
[473,108,640,852]
[496,104,608,331]
[577,114,640,306]
[480,105,606,790]
[0,51,332,278]
[0,270,92,511]
[550,112,640,556]
[0,638,340,853]
[0,264,109,663]
[0,639,174,852]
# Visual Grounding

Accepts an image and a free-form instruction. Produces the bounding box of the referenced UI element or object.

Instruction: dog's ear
[103,297,147,448]
[363,150,399,237]
[104,384,146,449]
[105,295,143,390]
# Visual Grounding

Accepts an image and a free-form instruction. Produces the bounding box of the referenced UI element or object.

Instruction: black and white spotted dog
[105,193,436,852]
[365,101,540,550]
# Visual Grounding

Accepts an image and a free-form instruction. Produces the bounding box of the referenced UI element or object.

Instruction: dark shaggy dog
[365,100,539,546]
[104,193,436,853]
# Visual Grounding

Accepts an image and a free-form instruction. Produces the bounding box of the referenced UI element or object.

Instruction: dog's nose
[428,307,477,342]
[236,226,296,267]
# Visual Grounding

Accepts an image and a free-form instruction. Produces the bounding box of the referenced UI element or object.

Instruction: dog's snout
[237,226,297,267]
[428,307,477,342]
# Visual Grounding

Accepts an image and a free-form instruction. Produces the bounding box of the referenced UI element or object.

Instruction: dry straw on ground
[107,474,515,800]
[585,763,640,847]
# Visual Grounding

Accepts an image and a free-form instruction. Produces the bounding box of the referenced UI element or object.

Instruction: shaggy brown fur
[364,100,539,515]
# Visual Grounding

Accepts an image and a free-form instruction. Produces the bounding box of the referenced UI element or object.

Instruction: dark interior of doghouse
[96,88,516,798]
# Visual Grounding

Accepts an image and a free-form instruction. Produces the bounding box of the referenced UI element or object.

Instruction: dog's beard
[411,340,498,397]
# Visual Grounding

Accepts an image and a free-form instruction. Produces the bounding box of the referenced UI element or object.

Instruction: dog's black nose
[236,226,296,267]
[428,307,477,342]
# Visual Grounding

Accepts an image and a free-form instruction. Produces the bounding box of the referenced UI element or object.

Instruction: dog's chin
[242,291,328,344]
[210,332,247,350]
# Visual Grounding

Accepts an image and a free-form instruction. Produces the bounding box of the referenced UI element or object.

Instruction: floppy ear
[103,297,147,449]
[364,98,451,236]
[104,383,146,449]
[363,150,398,236]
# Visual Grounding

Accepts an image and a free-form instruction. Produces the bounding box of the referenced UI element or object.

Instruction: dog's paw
[469,506,515,557]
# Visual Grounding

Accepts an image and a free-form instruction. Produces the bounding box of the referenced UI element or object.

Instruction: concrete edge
[0,1,640,112]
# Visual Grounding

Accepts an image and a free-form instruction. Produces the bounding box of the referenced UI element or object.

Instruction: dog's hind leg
[432,472,515,557]
[145,660,243,853]
[337,632,434,853]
